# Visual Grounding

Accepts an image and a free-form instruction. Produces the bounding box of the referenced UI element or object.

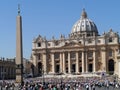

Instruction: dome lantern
[81,8,87,19]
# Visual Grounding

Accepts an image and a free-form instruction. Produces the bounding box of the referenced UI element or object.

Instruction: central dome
[70,9,99,38]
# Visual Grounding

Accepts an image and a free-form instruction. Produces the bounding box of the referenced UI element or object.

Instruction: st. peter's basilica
[30,9,120,77]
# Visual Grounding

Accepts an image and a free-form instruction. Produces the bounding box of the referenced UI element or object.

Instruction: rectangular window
[65,52,68,59]
[88,39,92,43]
[109,50,112,57]
[79,52,82,58]
[70,52,76,59]
[109,38,113,42]
[38,53,41,60]
[88,51,93,57]
[98,40,101,43]
[48,43,51,46]
[54,53,60,59]
[87,34,90,37]
[37,42,41,47]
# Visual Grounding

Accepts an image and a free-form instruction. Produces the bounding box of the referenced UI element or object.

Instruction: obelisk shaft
[16,13,23,83]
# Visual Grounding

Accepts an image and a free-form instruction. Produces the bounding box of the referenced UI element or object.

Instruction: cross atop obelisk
[16,4,23,84]
[18,4,20,15]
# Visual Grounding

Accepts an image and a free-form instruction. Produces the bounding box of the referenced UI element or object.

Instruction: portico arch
[108,59,114,75]
[38,62,42,76]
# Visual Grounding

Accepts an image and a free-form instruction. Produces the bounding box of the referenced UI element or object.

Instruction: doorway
[108,59,114,75]
[88,64,93,72]
[56,65,60,73]
[72,64,76,73]
[38,62,42,76]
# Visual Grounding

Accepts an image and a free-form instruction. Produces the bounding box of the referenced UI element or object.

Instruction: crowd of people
[0,76,120,90]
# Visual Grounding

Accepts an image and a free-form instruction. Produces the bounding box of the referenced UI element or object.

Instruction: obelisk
[16,5,23,84]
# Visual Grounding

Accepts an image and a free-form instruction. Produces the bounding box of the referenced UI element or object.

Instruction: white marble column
[93,51,96,72]
[43,53,47,74]
[68,52,71,73]
[76,52,79,73]
[51,53,55,73]
[60,53,63,73]
[82,51,85,73]
[63,52,66,73]
[86,52,88,72]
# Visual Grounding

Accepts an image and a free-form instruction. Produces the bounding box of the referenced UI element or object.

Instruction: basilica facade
[31,9,120,76]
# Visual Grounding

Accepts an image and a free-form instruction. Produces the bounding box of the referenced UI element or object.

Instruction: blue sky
[0,0,120,59]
